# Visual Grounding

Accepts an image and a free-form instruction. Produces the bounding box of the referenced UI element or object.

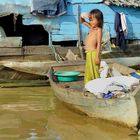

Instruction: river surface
[0,86,139,140]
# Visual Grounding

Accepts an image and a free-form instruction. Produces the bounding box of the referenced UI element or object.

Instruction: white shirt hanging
[120,12,128,35]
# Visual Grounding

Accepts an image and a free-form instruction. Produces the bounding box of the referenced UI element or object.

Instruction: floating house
[0,0,140,46]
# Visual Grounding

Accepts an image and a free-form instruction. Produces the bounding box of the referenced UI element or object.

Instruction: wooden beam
[23,45,80,55]
[0,37,22,48]
[0,48,23,56]
[0,80,49,88]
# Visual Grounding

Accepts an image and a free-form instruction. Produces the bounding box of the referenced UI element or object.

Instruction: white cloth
[102,82,129,94]
[100,61,109,78]
[85,76,139,95]
[120,12,127,34]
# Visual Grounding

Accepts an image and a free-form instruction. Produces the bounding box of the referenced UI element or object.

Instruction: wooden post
[77,4,84,60]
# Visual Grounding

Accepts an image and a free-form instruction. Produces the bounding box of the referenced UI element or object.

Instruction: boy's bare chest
[86,31,97,41]
[89,30,97,37]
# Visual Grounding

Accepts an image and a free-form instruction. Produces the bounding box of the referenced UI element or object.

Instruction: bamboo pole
[77,4,84,60]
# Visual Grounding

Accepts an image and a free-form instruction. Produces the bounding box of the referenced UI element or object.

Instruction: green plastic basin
[54,71,80,82]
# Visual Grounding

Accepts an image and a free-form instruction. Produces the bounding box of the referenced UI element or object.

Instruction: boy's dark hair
[90,9,104,28]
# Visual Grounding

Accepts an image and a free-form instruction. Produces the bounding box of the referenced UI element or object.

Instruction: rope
[49,32,64,62]
[50,44,63,62]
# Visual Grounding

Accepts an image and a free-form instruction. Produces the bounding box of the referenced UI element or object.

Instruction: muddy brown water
[0,86,139,140]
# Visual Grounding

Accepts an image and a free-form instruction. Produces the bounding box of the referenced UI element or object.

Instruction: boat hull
[50,79,138,128]
[48,61,140,128]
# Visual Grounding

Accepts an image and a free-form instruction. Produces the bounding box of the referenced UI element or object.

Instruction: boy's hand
[80,17,86,23]
[95,57,100,65]
[81,13,90,18]
[80,13,91,28]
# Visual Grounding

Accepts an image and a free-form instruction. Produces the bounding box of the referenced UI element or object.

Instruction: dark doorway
[0,14,49,46]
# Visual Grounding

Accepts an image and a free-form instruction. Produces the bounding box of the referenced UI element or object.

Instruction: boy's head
[89,9,103,28]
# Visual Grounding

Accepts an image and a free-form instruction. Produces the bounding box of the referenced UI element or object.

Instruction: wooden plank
[0,44,139,58]
[24,45,51,55]
[24,46,80,55]
[0,48,23,56]
[0,55,56,61]
[0,45,81,59]
[52,34,78,41]
[0,37,22,48]
[21,54,58,61]
[0,80,49,88]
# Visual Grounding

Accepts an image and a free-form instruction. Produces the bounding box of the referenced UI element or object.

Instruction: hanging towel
[120,12,128,35]
[114,12,126,51]
[56,0,67,16]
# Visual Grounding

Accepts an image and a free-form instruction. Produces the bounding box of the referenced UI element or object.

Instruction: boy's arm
[95,28,102,64]
[80,17,91,28]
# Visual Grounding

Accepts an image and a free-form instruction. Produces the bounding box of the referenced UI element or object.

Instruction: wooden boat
[0,60,57,80]
[103,57,140,67]
[48,62,140,128]
[1,60,56,76]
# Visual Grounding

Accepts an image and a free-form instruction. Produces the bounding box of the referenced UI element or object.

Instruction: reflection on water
[0,86,138,140]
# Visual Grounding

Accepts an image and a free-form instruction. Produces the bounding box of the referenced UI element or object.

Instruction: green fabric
[84,51,100,84]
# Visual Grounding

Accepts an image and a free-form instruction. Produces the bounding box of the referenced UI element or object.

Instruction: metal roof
[104,0,140,7]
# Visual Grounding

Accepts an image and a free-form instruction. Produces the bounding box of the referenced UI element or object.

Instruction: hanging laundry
[120,12,128,35]
[31,0,66,17]
[114,12,127,51]
[56,0,67,16]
